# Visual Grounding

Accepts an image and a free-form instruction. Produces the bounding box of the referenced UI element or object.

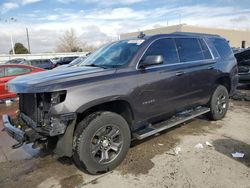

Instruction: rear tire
[73,111,131,174]
[207,85,229,120]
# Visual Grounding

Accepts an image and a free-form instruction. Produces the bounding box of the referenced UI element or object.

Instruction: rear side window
[143,38,179,64]
[199,39,212,59]
[175,38,204,62]
[212,38,233,59]
[6,67,31,76]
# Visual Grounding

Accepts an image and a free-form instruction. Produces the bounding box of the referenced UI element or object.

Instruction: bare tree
[57,28,80,52]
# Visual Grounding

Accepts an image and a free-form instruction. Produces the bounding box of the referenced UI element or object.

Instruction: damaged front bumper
[2,114,26,143]
[2,112,77,149]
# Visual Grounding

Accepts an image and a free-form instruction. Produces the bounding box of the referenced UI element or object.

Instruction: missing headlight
[51,91,66,105]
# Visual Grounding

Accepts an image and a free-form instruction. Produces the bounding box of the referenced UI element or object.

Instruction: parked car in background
[56,56,79,66]
[3,32,238,174]
[5,58,26,64]
[0,64,44,100]
[234,48,250,83]
[23,59,56,70]
[54,56,86,69]
[51,57,60,63]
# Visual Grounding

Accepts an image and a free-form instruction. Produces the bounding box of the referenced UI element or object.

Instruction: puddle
[0,155,80,188]
[60,174,83,188]
[213,137,250,167]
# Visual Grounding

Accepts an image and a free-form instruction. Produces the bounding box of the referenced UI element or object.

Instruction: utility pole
[10,34,15,55]
[26,28,31,53]
[5,17,17,55]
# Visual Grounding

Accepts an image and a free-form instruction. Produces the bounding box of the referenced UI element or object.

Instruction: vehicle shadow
[213,137,250,168]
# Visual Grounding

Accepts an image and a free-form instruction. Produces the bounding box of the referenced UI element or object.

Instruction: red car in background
[0,64,44,100]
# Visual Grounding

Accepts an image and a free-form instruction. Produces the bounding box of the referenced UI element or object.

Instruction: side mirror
[139,55,164,69]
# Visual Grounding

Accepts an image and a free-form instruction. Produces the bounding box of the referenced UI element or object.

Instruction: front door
[133,38,190,122]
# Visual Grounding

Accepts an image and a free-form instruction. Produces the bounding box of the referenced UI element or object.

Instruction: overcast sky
[0,0,250,54]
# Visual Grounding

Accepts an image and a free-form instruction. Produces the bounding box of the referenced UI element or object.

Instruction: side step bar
[133,106,210,140]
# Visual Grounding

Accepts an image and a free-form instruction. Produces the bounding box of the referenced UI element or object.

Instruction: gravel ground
[0,87,249,188]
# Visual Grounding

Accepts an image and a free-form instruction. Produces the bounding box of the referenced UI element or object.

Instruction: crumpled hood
[8,66,116,93]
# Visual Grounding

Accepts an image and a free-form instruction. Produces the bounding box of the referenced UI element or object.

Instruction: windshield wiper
[84,64,107,69]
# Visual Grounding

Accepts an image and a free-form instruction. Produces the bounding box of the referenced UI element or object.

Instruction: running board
[133,106,210,140]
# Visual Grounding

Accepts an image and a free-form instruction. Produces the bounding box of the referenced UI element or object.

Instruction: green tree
[9,43,29,54]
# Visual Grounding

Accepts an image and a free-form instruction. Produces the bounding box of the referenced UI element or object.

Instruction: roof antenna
[137,31,145,39]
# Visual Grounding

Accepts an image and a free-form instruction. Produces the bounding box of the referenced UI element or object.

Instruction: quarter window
[175,38,204,62]
[6,67,31,76]
[143,38,179,64]
[212,38,233,59]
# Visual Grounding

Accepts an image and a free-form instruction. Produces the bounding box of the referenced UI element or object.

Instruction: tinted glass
[143,38,179,64]
[199,39,212,59]
[0,68,5,77]
[6,67,30,76]
[175,38,204,62]
[69,57,84,66]
[42,59,51,64]
[213,38,233,59]
[81,40,143,68]
[64,57,77,62]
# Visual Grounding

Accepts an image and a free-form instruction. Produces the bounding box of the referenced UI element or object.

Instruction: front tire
[73,111,131,174]
[207,85,229,120]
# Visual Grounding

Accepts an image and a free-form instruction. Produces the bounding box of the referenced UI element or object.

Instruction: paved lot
[0,89,250,188]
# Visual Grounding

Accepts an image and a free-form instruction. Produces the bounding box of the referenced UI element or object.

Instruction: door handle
[207,66,215,70]
[175,71,185,76]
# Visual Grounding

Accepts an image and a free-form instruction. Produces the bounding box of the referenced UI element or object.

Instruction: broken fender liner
[54,120,76,157]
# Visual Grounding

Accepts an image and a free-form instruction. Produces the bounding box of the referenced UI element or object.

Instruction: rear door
[134,38,190,122]
[175,37,218,107]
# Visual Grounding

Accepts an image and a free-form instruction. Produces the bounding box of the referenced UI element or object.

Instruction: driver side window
[142,38,179,65]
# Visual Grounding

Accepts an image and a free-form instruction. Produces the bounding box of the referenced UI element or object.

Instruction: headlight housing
[51,91,67,105]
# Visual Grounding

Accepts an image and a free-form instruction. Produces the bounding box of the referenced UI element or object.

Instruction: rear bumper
[2,114,26,143]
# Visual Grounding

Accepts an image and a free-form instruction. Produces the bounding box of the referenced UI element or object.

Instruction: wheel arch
[76,99,135,128]
[54,99,135,158]
[215,75,231,93]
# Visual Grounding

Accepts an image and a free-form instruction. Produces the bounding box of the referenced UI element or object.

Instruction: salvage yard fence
[0,52,88,64]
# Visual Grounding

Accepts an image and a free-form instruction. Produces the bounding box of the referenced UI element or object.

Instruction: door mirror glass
[139,55,164,68]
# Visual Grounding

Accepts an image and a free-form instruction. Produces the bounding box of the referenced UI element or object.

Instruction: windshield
[80,39,144,68]
[69,57,85,66]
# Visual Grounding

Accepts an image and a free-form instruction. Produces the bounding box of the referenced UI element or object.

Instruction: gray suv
[3,32,238,174]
